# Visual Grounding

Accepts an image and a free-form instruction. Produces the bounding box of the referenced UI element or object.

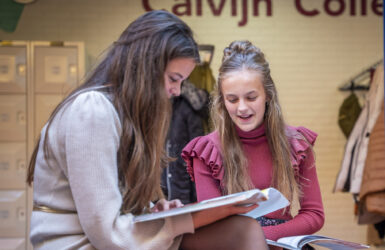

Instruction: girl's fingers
[169,199,183,209]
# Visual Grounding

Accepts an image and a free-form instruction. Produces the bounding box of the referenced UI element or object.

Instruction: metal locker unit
[0,41,28,250]
[0,41,84,250]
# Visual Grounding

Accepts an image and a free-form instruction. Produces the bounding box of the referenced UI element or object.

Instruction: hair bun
[222,40,263,62]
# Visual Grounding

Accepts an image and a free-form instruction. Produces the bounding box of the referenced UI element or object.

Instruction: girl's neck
[235,123,266,145]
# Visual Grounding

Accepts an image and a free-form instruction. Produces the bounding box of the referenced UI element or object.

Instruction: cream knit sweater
[30,91,194,250]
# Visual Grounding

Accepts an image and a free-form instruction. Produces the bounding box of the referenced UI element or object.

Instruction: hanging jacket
[161,81,209,204]
[188,62,215,93]
[358,102,385,224]
[334,65,384,194]
[338,93,362,138]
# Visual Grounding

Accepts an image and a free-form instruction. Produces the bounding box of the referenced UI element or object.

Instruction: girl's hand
[151,199,184,213]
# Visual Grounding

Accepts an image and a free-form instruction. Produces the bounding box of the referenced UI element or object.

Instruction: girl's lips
[238,114,253,122]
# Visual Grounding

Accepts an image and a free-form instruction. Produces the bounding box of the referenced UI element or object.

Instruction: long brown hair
[212,40,301,203]
[27,10,199,215]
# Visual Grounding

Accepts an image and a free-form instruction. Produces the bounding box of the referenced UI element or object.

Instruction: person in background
[182,40,325,242]
[26,12,268,250]
[161,80,209,205]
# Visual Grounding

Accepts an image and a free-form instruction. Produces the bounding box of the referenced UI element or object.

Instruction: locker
[0,238,25,250]
[34,94,64,138]
[0,191,26,237]
[0,143,26,189]
[0,47,27,94]
[34,46,78,94]
[0,41,84,249]
[0,95,26,142]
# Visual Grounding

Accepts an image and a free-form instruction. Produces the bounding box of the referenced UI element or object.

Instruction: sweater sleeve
[262,127,325,241]
[182,134,224,201]
[192,157,222,201]
[65,91,194,249]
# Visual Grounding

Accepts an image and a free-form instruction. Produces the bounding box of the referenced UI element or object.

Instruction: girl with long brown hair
[27,12,268,250]
[183,40,325,241]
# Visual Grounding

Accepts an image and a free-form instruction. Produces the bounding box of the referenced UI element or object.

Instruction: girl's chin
[236,123,257,132]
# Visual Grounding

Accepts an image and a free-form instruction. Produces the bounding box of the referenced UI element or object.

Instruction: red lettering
[238,0,248,26]
[253,0,272,16]
[350,0,357,15]
[208,0,226,16]
[324,0,345,16]
[197,0,202,16]
[142,0,154,11]
[231,0,237,16]
[372,0,383,15]
[361,0,367,15]
[295,0,320,16]
[172,0,192,16]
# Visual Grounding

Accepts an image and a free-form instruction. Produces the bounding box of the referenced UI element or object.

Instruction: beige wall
[1,0,383,245]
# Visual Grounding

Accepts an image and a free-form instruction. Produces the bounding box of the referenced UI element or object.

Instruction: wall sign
[142,0,383,26]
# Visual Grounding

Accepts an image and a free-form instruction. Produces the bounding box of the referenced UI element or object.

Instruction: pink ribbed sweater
[182,124,324,241]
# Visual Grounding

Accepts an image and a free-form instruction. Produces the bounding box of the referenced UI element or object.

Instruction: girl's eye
[228,98,238,103]
[169,77,178,83]
[248,96,257,101]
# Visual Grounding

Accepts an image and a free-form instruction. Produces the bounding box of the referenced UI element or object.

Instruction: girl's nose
[170,85,181,97]
[238,99,248,112]
[174,85,181,96]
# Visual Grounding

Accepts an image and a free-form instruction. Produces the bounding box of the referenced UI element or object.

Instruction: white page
[134,188,288,223]
[242,187,290,218]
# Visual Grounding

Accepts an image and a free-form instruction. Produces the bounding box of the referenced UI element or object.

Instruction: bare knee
[227,216,267,250]
[181,216,268,250]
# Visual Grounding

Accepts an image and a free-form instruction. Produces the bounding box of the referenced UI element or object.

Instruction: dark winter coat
[161,81,209,204]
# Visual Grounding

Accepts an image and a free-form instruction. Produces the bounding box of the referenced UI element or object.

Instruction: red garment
[182,124,325,240]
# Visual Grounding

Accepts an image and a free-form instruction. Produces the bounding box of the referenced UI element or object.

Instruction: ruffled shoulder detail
[286,126,317,176]
[181,132,224,184]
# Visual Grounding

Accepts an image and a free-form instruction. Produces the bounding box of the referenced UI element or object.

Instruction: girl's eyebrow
[245,90,257,95]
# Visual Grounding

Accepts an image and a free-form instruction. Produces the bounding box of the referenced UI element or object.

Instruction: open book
[134,187,289,223]
[266,235,370,250]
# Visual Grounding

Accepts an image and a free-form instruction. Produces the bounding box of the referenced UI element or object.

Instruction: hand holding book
[134,188,290,223]
[191,201,260,229]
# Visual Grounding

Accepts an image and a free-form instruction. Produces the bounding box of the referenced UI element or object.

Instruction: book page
[134,188,287,223]
[266,239,298,250]
[277,235,311,247]
[242,187,290,219]
[277,235,369,250]
[311,239,370,249]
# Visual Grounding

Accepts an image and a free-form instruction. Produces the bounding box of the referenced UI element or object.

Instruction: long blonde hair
[27,10,199,215]
[211,40,300,203]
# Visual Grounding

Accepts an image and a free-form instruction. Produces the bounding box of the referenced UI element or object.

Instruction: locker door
[34,46,78,94]
[0,95,26,142]
[0,190,26,237]
[0,46,26,94]
[0,238,25,250]
[0,143,26,189]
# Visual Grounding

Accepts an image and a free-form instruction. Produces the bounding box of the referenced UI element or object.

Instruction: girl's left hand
[151,199,184,212]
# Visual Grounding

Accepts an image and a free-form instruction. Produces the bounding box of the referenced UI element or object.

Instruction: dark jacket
[161,81,209,204]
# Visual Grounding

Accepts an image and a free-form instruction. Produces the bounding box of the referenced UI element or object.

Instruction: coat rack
[339,59,383,91]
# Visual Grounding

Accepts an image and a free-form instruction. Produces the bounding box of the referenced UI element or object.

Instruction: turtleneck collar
[235,123,267,145]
